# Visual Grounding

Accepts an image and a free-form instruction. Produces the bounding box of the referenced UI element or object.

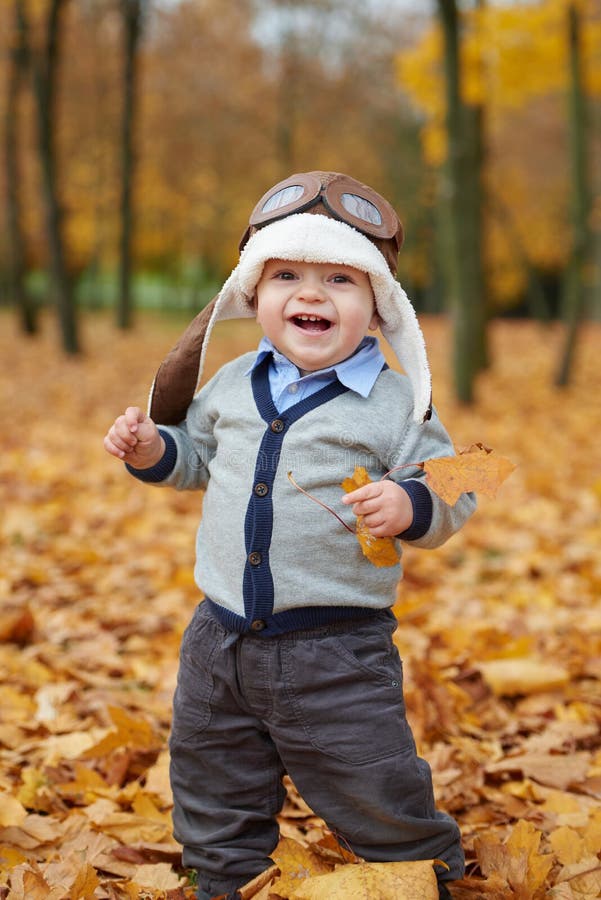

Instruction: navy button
[248,551,262,566]
[254,482,269,497]
[250,619,266,632]
[270,419,285,433]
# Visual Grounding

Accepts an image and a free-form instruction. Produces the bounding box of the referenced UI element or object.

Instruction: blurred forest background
[2,4,601,897]
[1,0,600,402]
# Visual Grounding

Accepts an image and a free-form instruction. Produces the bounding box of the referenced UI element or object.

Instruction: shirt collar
[245,335,385,398]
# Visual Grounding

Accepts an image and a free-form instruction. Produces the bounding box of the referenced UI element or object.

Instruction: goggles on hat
[240,171,404,253]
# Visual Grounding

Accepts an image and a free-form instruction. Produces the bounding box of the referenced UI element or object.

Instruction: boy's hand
[342,480,413,537]
[104,406,165,469]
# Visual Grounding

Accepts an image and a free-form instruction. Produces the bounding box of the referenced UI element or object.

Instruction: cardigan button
[248,551,262,566]
[254,482,269,497]
[270,418,285,433]
[250,619,266,632]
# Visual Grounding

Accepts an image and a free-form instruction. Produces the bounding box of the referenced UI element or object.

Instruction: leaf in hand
[341,467,399,568]
[423,443,515,506]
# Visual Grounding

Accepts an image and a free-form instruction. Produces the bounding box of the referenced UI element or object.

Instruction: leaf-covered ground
[1,312,600,899]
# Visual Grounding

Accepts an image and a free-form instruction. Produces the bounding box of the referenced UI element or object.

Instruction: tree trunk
[437,0,487,404]
[5,0,37,334]
[117,0,143,330]
[555,2,592,387]
[31,0,79,353]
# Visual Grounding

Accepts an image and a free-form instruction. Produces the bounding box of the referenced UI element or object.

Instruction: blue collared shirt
[246,336,386,412]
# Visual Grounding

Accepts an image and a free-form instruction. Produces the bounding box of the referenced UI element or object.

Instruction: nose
[295,276,325,302]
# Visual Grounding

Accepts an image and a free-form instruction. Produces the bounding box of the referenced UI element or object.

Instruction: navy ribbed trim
[396,479,433,540]
[205,596,382,637]
[241,356,350,628]
[126,429,177,483]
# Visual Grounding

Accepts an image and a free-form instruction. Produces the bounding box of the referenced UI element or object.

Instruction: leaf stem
[380,462,424,481]
[287,471,356,534]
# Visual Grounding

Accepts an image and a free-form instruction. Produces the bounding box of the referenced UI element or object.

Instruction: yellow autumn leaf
[554,858,601,898]
[423,444,515,506]
[478,658,570,696]
[284,859,442,899]
[341,467,399,568]
[17,769,48,810]
[271,838,332,896]
[68,862,100,900]
[79,705,160,759]
[0,794,27,828]
[583,809,601,855]
[132,862,183,890]
[550,826,586,865]
[17,867,53,900]
[476,820,553,898]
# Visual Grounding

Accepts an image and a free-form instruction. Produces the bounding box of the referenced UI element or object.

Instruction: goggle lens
[245,172,403,257]
[340,192,382,226]
[261,185,305,214]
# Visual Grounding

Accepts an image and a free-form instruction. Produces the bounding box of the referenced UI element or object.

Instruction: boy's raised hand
[341,479,414,538]
[104,406,165,469]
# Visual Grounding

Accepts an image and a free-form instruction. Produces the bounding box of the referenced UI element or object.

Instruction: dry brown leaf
[79,705,161,760]
[555,860,601,898]
[341,467,399,567]
[307,830,362,865]
[1,316,600,899]
[7,866,56,900]
[486,752,591,791]
[131,861,183,890]
[477,658,570,696]
[270,837,333,896]
[550,826,587,866]
[238,864,281,898]
[423,443,515,506]
[475,820,553,899]
[0,796,27,829]
[281,859,441,899]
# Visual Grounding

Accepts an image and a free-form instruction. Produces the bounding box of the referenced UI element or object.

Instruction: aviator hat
[148,171,432,425]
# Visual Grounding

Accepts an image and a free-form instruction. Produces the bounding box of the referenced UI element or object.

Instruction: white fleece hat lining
[196,214,432,423]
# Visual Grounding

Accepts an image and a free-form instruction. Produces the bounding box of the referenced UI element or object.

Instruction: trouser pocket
[281,615,418,765]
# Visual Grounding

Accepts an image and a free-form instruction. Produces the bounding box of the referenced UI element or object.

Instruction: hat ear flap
[148,295,218,425]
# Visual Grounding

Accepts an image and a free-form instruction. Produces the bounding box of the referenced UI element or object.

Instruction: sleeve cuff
[396,479,433,541]
[125,429,177,483]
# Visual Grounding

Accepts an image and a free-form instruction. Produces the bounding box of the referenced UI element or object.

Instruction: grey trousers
[169,602,464,899]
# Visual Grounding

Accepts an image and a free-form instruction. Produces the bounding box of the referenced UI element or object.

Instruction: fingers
[104,407,147,459]
[342,483,383,516]
[342,480,413,537]
[124,406,146,434]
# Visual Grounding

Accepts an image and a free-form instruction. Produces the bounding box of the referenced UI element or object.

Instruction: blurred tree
[556,1,593,385]
[5,0,37,335]
[436,0,487,403]
[398,0,601,315]
[27,0,79,352]
[117,0,145,329]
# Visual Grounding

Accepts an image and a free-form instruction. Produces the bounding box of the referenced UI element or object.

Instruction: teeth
[297,315,323,321]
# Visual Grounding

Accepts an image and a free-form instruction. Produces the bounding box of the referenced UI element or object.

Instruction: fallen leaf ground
[0,312,600,899]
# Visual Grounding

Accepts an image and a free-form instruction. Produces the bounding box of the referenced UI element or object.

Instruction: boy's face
[255,259,378,375]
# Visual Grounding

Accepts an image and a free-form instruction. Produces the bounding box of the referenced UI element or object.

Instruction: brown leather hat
[148,173,432,427]
[239,171,404,276]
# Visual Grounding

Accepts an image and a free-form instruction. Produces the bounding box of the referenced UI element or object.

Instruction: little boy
[104,172,476,900]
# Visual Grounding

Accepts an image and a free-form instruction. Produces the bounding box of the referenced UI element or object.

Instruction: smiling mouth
[291,314,332,333]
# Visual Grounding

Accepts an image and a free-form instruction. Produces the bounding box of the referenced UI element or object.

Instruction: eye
[330,273,352,284]
[274,270,297,280]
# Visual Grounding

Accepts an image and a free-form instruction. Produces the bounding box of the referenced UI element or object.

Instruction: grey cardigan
[129,352,476,635]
